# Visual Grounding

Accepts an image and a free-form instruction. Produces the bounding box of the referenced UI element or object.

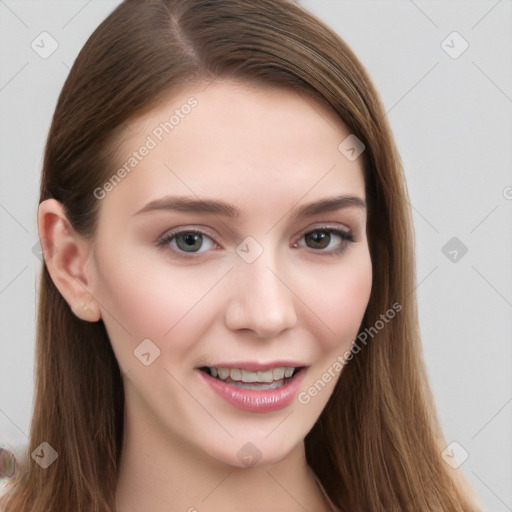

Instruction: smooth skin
[38,79,372,512]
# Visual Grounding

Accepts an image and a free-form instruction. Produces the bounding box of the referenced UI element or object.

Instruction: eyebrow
[134,194,367,218]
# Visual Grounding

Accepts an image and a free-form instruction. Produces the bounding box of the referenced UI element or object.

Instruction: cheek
[90,246,226,365]
[295,250,372,349]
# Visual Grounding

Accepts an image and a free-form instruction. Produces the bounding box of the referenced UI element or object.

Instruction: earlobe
[37,199,102,323]
[71,300,102,323]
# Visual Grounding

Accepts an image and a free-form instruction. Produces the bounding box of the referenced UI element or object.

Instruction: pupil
[306,231,329,249]
[178,233,202,252]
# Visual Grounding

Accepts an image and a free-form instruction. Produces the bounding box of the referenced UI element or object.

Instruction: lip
[198,360,306,372]
[198,366,308,413]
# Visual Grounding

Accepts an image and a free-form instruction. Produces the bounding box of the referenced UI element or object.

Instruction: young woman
[0,0,482,511]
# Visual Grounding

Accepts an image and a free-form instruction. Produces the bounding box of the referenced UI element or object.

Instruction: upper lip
[198,361,307,372]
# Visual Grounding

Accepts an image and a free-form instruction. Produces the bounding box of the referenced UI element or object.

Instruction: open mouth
[199,366,305,390]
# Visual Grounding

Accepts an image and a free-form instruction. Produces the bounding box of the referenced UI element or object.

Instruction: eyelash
[156,224,355,260]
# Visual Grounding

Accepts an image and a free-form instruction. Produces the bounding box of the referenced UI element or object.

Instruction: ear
[37,198,101,322]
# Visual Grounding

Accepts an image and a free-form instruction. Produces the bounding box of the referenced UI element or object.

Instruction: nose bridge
[224,236,297,337]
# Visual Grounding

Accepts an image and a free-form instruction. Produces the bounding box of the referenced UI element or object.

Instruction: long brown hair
[0,1,481,510]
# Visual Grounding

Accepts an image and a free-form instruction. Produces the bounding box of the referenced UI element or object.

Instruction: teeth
[273,367,285,380]
[230,368,242,380]
[242,369,259,383]
[232,380,286,390]
[284,367,294,378]
[217,368,229,380]
[208,366,297,383]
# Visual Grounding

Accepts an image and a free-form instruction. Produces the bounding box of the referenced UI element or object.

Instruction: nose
[224,249,297,339]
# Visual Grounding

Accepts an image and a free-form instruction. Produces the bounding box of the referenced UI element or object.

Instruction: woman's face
[86,79,372,467]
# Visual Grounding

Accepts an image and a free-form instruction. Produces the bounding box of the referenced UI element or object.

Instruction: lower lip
[198,367,307,413]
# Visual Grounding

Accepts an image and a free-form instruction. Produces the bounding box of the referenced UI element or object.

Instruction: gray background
[0,1,511,509]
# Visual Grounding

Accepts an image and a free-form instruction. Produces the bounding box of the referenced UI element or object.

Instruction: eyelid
[158,225,218,242]
[295,221,354,240]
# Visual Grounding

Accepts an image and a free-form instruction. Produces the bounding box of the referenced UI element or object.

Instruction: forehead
[98,79,366,223]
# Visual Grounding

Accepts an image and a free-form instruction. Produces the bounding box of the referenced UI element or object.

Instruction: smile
[198,366,307,412]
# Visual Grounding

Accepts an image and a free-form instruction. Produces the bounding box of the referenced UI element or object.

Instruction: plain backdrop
[0,1,511,509]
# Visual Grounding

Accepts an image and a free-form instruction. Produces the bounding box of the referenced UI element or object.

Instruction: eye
[156,224,356,260]
[294,225,355,255]
[157,228,218,257]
